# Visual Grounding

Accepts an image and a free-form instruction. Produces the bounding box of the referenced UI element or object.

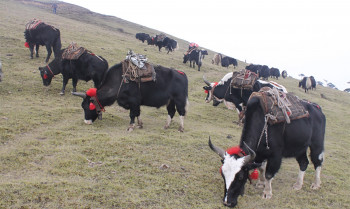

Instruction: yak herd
[18,18,326,208]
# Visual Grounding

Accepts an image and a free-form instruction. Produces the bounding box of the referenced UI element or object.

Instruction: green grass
[1,0,350,208]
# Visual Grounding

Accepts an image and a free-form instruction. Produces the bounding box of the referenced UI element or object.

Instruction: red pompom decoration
[89,102,96,110]
[226,146,242,155]
[287,111,291,116]
[204,90,209,94]
[86,88,97,97]
[43,74,48,79]
[249,169,259,180]
[24,42,29,48]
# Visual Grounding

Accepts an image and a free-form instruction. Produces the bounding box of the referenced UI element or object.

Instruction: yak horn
[203,75,211,86]
[208,137,225,159]
[71,92,87,99]
[243,141,256,164]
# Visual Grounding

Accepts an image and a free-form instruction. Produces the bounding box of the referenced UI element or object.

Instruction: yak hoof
[310,183,321,190]
[293,183,303,190]
[262,191,272,199]
[127,124,135,132]
[59,91,65,95]
[178,126,184,132]
[164,125,170,130]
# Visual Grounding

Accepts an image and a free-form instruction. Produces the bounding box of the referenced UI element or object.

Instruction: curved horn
[208,137,225,159]
[203,75,211,86]
[71,92,87,99]
[243,141,256,164]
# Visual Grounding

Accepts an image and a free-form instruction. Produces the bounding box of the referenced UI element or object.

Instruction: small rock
[159,164,170,170]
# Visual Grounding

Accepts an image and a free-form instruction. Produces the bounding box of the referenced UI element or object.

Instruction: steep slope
[0,0,349,208]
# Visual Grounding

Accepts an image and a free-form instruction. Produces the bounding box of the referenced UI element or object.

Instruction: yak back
[231,70,259,89]
[62,43,87,60]
[122,59,156,82]
[249,87,309,124]
[25,19,44,30]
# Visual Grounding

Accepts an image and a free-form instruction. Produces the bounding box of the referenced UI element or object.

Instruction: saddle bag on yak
[62,42,87,60]
[121,51,156,83]
[25,19,44,30]
[231,70,259,89]
[250,87,309,125]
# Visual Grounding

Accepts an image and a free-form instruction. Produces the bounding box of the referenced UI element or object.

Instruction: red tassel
[287,111,291,116]
[204,90,208,94]
[89,102,96,110]
[43,74,48,79]
[86,88,97,97]
[226,146,242,155]
[24,42,29,48]
[249,169,259,180]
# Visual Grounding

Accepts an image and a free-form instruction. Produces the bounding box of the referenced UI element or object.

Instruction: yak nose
[84,119,93,125]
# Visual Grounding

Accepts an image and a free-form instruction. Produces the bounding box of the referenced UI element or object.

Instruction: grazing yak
[245,64,271,80]
[24,19,61,63]
[212,53,222,65]
[269,67,280,79]
[281,70,288,78]
[38,46,108,95]
[183,49,203,71]
[221,56,238,68]
[135,33,150,43]
[154,35,178,54]
[72,62,188,132]
[299,76,314,93]
[203,72,287,115]
[209,94,326,207]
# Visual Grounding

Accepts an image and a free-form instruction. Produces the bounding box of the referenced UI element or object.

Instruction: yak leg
[45,44,52,63]
[311,167,322,189]
[137,116,143,129]
[263,178,273,199]
[164,100,176,130]
[310,146,324,189]
[293,152,309,190]
[128,105,141,132]
[175,99,187,132]
[60,76,69,95]
[29,45,35,59]
[256,161,267,188]
[263,156,282,199]
[35,44,40,57]
[72,77,78,93]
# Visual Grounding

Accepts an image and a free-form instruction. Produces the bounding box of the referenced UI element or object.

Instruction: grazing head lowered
[209,138,260,207]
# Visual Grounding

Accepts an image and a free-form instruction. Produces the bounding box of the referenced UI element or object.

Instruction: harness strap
[47,65,54,77]
[257,113,276,150]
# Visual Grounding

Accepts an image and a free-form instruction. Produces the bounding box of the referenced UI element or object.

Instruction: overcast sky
[62,0,350,90]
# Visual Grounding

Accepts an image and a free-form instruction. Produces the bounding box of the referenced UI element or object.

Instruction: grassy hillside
[1,0,349,208]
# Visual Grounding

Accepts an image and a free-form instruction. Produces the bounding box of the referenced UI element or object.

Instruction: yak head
[72,88,102,124]
[183,53,189,63]
[209,138,260,208]
[202,75,221,106]
[38,66,54,86]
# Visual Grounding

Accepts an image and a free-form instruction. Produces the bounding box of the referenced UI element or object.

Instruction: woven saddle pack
[250,87,309,125]
[121,53,156,83]
[231,70,259,89]
[62,43,87,60]
[25,19,44,30]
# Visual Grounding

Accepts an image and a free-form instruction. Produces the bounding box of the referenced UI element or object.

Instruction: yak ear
[38,67,43,71]
[245,162,261,170]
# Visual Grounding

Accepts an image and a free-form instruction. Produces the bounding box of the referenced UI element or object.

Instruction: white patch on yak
[318,151,324,161]
[218,72,233,85]
[223,100,236,110]
[222,154,245,191]
[84,119,93,125]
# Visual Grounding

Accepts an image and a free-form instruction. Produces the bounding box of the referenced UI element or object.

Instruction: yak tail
[53,29,62,58]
